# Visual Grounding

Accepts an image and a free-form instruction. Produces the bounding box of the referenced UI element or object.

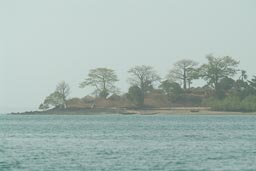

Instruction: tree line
[39,55,256,112]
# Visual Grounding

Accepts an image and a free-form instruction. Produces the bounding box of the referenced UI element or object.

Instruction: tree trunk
[183,68,187,89]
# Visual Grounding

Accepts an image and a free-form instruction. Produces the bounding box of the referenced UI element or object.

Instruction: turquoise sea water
[0,114,256,171]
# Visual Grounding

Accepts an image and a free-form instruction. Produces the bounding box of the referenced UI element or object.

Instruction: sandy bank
[9,107,256,115]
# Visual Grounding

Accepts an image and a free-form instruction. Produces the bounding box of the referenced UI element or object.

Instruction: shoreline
[8,107,256,115]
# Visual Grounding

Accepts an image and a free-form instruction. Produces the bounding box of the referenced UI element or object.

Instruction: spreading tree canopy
[128,65,160,106]
[200,55,239,90]
[128,65,160,93]
[80,68,119,98]
[167,59,199,89]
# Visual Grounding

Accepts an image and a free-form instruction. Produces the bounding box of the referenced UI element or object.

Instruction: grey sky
[1,0,256,113]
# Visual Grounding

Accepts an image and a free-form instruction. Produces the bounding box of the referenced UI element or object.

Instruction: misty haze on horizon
[1,0,256,113]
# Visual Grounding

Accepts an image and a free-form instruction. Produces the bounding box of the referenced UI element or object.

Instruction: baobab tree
[200,55,239,91]
[80,68,119,98]
[167,59,199,89]
[128,65,160,106]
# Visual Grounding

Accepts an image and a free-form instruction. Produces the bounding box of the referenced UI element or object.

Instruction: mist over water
[1,114,256,170]
[1,0,256,113]
[1,1,256,171]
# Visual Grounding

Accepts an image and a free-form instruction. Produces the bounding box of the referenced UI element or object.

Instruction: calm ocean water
[0,114,256,171]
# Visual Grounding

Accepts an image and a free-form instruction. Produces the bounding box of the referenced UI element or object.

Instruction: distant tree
[80,68,119,98]
[127,86,144,107]
[159,80,183,102]
[247,76,256,96]
[233,79,251,99]
[241,95,256,112]
[186,68,200,89]
[39,81,70,109]
[203,93,256,112]
[200,55,239,91]
[215,77,235,99]
[219,95,241,111]
[128,65,160,105]
[167,59,199,89]
[56,81,70,108]
[218,77,235,91]
[43,91,65,108]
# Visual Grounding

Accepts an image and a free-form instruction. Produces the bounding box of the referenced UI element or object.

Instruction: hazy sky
[1,0,256,113]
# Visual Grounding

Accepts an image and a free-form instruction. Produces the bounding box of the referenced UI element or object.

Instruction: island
[11,56,256,115]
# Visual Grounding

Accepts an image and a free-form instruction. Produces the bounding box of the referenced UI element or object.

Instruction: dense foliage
[127,65,160,106]
[203,95,256,112]
[40,55,256,112]
[127,86,144,107]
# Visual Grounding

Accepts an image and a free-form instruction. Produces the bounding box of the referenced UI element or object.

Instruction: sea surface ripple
[0,114,256,171]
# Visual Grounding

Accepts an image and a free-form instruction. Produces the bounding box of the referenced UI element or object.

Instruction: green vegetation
[39,81,70,110]
[202,95,256,112]
[39,55,256,112]
[200,55,239,91]
[127,86,144,107]
[159,80,183,102]
[79,68,119,98]
[167,59,199,89]
[127,65,160,106]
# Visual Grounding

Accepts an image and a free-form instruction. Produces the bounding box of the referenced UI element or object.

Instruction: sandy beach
[9,107,256,115]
